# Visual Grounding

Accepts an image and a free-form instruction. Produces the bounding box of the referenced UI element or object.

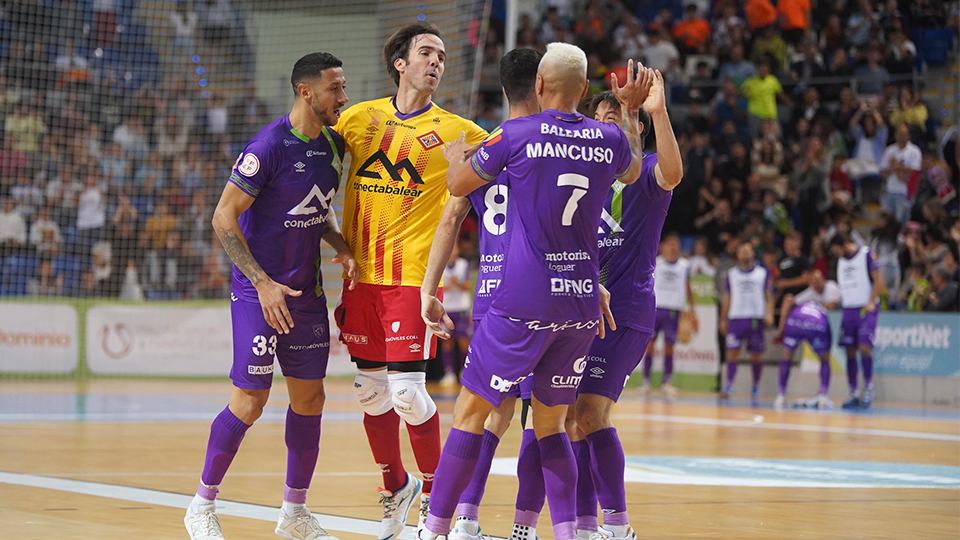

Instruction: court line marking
[0,471,500,539]
[610,413,960,442]
[34,471,382,478]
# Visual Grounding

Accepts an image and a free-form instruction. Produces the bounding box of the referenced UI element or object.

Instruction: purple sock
[441,345,456,375]
[778,360,790,395]
[846,354,859,393]
[726,361,738,387]
[751,361,763,389]
[538,432,578,540]
[819,359,831,395]
[862,354,873,387]
[586,428,628,526]
[515,429,544,527]
[285,406,321,490]
[284,485,307,504]
[663,353,674,384]
[571,439,597,530]
[641,353,652,382]
[425,429,481,535]
[200,406,251,489]
[456,430,500,520]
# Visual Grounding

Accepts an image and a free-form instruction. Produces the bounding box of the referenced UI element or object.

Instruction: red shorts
[334,281,441,362]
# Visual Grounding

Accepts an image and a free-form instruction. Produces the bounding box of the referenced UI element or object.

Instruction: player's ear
[394,56,407,77]
[579,79,589,100]
[535,75,543,98]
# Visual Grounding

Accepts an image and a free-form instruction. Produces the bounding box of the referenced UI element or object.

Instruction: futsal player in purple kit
[640,233,698,397]
[829,234,884,409]
[422,48,550,540]
[719,242,775,402]
[564,68,682,540]
[184,53,357,540]
[773,295,834,409]
[419,43,648,540]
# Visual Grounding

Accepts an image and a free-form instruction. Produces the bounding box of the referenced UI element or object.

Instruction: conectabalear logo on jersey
[353,149,425,197]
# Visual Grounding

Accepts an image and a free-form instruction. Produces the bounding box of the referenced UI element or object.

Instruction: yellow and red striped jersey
[336,96,487,286]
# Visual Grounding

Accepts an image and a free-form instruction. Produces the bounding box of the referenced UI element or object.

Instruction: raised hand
[441,131,481,166]
[642,69,666,114]
[610,59,651,112]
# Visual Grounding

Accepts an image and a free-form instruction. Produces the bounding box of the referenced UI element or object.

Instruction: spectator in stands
[143,200,178,253]
[200,0,238,49]
[53,39,91,90]
[886,28,917,75]
[689,236,716,276]
[775,231,811,307]
[777,0,811,47]
[750,26,787,69]
[10,174,43,220]
[889,86,929,142]
[788,41,825,97]
[870,211,903,302]
[820,13,847,53]
[925,266,960,312]
[846,98,888,183]
[880,123,922,223]
[612,15,645,65]
[793,136,831,250]
[697,199,741,256]
[744,0,777,32]
[109,194,142,269]
[672,3,711,55]
[854,48,890,96]
[195,249,230,299]
[641,23,681,81]
[112,118,151,163]
[540,7,567,44]
[76,173,107,254]
[0,134,28,178]
[910,150,956,221]
[829,153,854,213]
[794,269,841,309]
[136,152,168,195]
[27,256,64,297]
[29,205,61,257]
[0,196,27,256]
[174,143,204,194]
[752,120,784,185]
[712,78,750,138]
[156,114,190,160]
[206,93,230,138]
[822,48,853,100]
[170,0,199,64]
[146,230,185,297]
[899,262,930,311]
[846,0,877,48]
[789,86,825,136]
[718,44,756,87]
[5,102,47,154]
[740,58,792,137]
[90,239,122,297]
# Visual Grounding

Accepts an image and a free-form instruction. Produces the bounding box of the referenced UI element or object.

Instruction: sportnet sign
[86,306,233,375]
[0,303,78,373]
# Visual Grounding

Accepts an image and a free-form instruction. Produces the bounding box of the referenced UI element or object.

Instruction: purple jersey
[783,302,832,353]
[470,110,632,322]
[598,153,671,332]
[229,115,345,306]
[467,171,508,320]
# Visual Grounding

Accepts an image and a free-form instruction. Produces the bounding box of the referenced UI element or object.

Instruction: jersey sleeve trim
[229,172,260,197]
[470,152,498,182]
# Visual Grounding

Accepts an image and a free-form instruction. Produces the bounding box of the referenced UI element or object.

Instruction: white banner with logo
[87,306,234,375]
[0,302,78,373]
[643,275,721,375]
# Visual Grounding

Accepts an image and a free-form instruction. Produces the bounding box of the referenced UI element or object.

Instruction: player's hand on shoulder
[332,250,359,291]
[442,131,481,166]
[256,279,301,334]
[421,291,453,340]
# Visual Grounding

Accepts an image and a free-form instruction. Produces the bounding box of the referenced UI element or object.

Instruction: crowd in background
[0,0,957,312]
[470,0,960,312]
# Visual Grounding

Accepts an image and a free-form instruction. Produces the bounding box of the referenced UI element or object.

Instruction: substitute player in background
[640,233,698,397]
[420,43,646,540]
[421,48,546,540]
[569,70,682,540]
[829,234,884,409]
[185,53,355,540]
[719,242,774,401]
[773,295,834,409]
[333,22,487,538]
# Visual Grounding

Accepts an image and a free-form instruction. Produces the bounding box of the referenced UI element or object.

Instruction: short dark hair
[589,91,651,148]
[500,48,542,104]
[383,23,441,87]
[291,52,342,92]
[829,234,849,248]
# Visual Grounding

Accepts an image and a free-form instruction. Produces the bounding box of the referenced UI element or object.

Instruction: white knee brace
[354,370,393,416]
[388,372,437,425]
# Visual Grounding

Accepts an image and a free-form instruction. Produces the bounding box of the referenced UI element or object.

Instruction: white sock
[281,501,306,518]
[454,516,479,535]
[605,524,630,538]
[190,493,216,513]
[511,524,536,540]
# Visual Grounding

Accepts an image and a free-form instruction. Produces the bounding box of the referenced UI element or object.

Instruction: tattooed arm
[213,182,301,334]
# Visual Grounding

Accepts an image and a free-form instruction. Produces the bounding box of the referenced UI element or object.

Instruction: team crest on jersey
[417,131,443,150]
[238,153,260,176]
[313,324,326,339]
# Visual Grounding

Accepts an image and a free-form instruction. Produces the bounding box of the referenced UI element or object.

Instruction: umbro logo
[590,366,604,375]
[294,162,306,172]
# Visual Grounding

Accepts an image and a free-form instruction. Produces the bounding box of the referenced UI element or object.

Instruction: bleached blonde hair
[540,42,588,77]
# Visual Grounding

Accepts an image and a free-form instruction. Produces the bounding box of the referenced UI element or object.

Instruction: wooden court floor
[0,379,958,539]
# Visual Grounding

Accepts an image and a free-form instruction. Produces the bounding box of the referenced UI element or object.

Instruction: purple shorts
[461,314,597,407]
[782,318,832,356]
[474,317,533,401]
[230,297,330,390]
[578,326,652,402]
[447,311,472,340]
[653,308,680,344]
[839,306,878,349]
[726,318,766,353]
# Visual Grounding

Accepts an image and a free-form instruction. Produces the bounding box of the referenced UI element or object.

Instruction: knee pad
[354,371,393,416]
[388,372,437,426]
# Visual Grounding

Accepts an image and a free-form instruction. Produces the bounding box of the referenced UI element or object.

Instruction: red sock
[406,411,441,494]
[363,409,406,492]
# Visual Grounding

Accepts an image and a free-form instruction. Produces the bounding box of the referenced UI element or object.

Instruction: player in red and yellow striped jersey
[332,22,486,540]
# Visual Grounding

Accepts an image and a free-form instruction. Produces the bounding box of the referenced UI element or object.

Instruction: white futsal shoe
[275,508,339,540]
[377,472,422,540]
[598,525,636,540]
[812,394,834,409]
[417,493,430,535]
[660,382,679,398]
[576,530,609,540]
[185,506,225,540]
[449,517,491,540]
[773,394,785,410]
